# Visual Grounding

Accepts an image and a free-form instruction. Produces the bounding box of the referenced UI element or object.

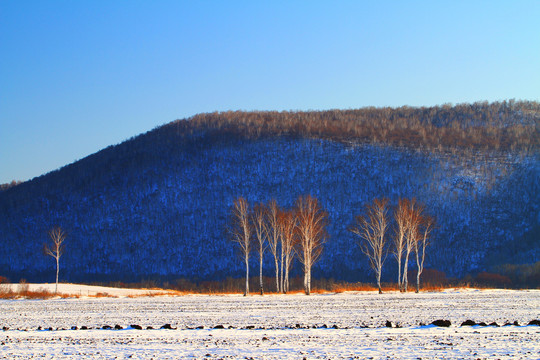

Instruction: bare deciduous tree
[265,199,282,293]
[414,214,433,293]
[252,203,267,295]
[279,209,297,293]
[393,198,409,292]
[295,195,328,295]
[402,198,421,292]
[229,197,252,296]
[350,198,389,294]
[43,226,67,294]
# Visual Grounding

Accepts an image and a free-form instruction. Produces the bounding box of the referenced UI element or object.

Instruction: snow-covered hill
[0,103,538,283]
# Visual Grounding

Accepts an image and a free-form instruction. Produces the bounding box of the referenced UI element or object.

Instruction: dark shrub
[431,320,451,327]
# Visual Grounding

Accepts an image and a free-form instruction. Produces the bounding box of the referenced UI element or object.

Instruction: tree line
[168,100,539,153]
[229,195,434,295]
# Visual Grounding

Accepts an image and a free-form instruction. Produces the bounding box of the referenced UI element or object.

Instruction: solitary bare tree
[265,199,282,293]
[393,198,409,292]
[295,195,328,295]
[229,197,252,296]
[252,203,268,295]
[350,198,389,294]
[414,214,433,293]
[278,209,297,293]
[43,226,67,294]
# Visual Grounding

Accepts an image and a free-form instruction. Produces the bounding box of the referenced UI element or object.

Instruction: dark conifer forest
[0,101,538,286]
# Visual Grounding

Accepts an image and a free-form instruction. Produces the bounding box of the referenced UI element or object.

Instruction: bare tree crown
[295,195,328,267]
[229,197,251,255]
[350,198,389,293]
[44,226,67,260]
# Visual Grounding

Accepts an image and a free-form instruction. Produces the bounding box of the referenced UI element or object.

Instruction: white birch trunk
[280,248,284,293]
[259,255,263,295]
[244,255,249,296]
[274,258,280,293]
[55,257,59,294]
[377,269,382,294]
[397,256,402,292]
[402,250,410,292]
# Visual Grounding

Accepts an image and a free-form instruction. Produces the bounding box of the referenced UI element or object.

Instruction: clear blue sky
[1,1,539,184]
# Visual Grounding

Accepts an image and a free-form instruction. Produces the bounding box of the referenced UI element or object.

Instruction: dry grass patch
[0,286,77,300]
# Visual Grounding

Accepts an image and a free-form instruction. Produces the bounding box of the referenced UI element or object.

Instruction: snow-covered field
[0,287,539,359]
[1,282,176,297]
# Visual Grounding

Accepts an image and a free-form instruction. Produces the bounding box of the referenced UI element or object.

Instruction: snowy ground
[2,283,176,297]
[0,288,539,359]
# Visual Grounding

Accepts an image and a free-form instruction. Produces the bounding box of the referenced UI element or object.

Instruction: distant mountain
[0,101,539,283]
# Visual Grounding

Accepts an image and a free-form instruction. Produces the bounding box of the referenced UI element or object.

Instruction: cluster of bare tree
[350,198,433,294]
[0,180,23,192]
[230,195,434,296]
[229,195,328,296]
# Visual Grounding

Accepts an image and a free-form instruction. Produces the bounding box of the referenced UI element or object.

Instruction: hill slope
[1,101,539,283]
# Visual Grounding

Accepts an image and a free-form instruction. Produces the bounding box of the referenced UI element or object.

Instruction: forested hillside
[0,101,539,284]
